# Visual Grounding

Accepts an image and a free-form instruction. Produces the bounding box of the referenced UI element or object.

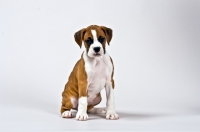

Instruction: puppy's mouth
[93,53,101,57]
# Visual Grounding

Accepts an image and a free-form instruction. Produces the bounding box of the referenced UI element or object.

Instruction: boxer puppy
[61,25,119,121]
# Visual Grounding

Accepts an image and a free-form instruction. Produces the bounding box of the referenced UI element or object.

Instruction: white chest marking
[83,51,113,100]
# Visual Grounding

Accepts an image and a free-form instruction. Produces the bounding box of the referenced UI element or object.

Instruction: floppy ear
[101,26,113,45]
[74,28,86,48]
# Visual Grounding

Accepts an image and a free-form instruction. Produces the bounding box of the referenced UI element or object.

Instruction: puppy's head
[74,25,112,58]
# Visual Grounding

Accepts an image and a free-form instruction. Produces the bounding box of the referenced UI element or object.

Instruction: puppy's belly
[69,78,106,108]
[87,78,106,105]
[88,78,106,95]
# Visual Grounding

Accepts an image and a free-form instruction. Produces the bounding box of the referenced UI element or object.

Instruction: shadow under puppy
[61,25,119,121]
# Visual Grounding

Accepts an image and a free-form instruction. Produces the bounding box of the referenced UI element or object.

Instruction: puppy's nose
[93,47,100,53]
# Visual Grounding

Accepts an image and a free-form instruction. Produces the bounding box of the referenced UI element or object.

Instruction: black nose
[93,47,100,53]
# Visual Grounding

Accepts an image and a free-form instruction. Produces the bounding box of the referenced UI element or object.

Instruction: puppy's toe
[76,112,88,121]
[106,111,119,120]
[62,111,73,118]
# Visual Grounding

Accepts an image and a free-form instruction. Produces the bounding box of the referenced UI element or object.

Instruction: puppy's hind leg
[87,93,106,114]
[61,95,78,118]
[88,107,107,114]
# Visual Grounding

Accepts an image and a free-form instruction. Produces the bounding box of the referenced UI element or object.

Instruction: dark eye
[98,36,105,43]
[85,37,93,45]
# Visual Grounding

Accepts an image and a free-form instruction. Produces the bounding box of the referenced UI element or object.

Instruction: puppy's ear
[101,26,113,45]
[74,28,86,48]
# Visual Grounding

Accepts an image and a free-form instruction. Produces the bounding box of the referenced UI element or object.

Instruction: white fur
[83,51,109,99]
[83,48,119,120]
[62,111,73,118]
[76,97,88,120]
[87,30,104,57]
[105,87,119,119]
[91,30,98,41]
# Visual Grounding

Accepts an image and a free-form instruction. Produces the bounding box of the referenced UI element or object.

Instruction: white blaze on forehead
[91,30,98,41]
[87,29,104,57]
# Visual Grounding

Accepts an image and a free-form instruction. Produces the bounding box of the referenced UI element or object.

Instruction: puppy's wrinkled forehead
[83,26,105,40]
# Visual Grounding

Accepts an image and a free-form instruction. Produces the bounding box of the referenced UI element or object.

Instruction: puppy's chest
[85,59,108,95]
[86,60,107,81]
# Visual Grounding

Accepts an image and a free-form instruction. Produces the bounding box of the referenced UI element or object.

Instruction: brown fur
[110,57,115,89]
[61,54,88,113]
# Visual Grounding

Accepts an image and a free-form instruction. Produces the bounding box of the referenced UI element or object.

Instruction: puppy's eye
[98,36,105,43]
[85,38,93,45]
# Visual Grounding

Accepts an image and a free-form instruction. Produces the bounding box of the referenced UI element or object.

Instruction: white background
[1,0,200,131]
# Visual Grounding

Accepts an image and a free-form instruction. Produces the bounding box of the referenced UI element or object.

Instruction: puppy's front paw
[106,110,119,120]
[62,111,73,118]
[76,112,88,121]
